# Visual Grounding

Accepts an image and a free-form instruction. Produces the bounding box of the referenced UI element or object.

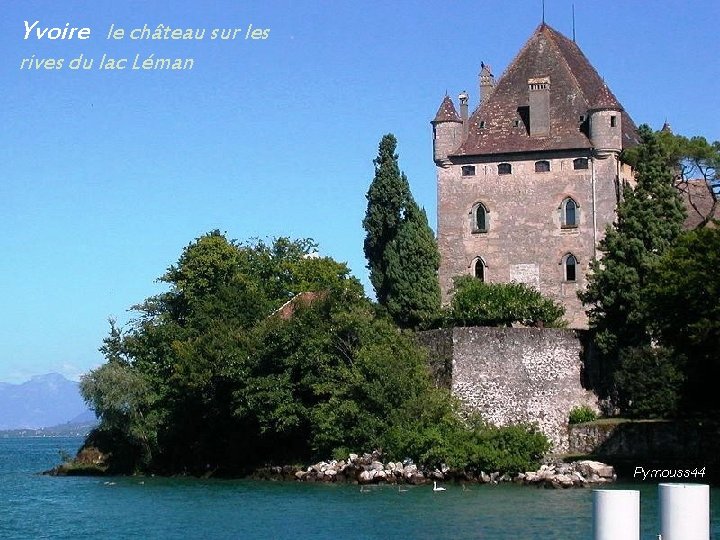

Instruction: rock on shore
[254,451,615,488]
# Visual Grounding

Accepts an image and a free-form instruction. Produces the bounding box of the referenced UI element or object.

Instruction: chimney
[528,76,550,136]
[458,91,469,137]
[479,63,495,103]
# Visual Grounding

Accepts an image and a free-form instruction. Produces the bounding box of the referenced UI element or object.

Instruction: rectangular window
[610,115,617,127]
[535,160,550,173]
[461,165,476,176]
[573,158,589,170]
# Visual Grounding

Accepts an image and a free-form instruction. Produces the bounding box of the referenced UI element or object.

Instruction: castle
[432,23,639,328]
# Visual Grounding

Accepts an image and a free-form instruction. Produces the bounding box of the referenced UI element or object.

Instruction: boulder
[576,460,615,480]
[359,470,372,484]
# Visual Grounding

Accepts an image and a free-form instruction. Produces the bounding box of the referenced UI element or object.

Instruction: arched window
[498,163,512,175]
[535,160,550,172]
[471,203,488,233]
[564,254,578,282]
[573,158,589,170]
[561,197,579,228]
[473,257,486,282]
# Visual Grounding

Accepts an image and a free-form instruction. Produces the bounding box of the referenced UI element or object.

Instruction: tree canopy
[625,129,719,227]
[363,134,440,328]
[580,125,691,415]
[581,125,687,358]
[646,226,720,412]
[81,230,548,475]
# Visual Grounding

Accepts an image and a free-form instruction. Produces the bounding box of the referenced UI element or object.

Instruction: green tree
[580,125,687,410]
[448,277,565,328]
[80,360,160,469]
[652,130,719,227]
[384,201,441,328]
[581,125,686,355]
[363,134,441,328]
[647,226,720,412]
[363,134,412,307]
[83,232,359,474]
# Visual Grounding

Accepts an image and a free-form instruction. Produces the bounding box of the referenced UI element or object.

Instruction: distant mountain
[0,373,95,430]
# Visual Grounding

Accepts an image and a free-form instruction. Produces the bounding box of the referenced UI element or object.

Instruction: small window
[461,165,476,176]
[513,119,520,127]
[498,163,512,175]
[573,158,589,170]
[564,254,578,282]
[535,160,550,173]
[610,115,617,127]
[562,197,579,228]
[474,258,486,281]
[472,203,488,233]
[479,121,486,129]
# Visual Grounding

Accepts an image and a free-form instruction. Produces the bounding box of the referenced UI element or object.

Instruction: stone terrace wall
[420,327,599,452]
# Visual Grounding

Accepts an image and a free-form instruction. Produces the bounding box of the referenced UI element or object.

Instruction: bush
[443,421,550,473]
[447,277,565,328]
[613,346,685,418]
[382,407,550,474]
[568,405,597,424]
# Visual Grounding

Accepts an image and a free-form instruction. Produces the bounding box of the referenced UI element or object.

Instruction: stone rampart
[419,327,599,452]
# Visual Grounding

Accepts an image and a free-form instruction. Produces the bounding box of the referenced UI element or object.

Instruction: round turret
[432,95,463,165]
[589,108,622,159]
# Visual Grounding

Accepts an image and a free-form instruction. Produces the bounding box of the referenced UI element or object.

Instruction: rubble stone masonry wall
[420,327,599,452]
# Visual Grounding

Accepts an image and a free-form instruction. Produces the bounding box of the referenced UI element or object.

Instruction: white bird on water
[433,481,446,492]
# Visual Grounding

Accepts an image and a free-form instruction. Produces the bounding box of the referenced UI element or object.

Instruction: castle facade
[432,24,638,328]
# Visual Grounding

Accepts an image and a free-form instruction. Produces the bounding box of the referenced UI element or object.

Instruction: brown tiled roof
[433,95,462,123]
[273,291,327,320]
[455,24,638,157]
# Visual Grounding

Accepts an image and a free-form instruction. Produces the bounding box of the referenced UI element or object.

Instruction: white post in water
[658,483,709,540]
[592,489,640,540]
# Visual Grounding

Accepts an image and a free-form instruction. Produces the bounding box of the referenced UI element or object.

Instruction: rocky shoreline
[254,451,616,489]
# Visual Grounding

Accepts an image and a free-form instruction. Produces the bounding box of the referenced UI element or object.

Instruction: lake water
[1,437,717,539]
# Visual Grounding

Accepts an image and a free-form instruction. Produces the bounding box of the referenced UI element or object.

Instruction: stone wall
[569,420,720,460]
[420,327,599,452]
[568,420,720,481]
[414,328,453,390]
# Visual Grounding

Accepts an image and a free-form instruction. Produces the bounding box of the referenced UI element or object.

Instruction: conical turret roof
[433,95,462,123]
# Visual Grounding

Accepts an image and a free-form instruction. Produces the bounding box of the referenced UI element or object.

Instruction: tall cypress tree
[363,134,411,306]
[383,201,441,328]
[363,134,441,328]
[581,125,686,355]
[580,125,687,409]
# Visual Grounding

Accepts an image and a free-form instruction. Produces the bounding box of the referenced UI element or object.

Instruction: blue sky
[1,0,718,383]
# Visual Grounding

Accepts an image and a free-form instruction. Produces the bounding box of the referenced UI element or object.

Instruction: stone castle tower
[432,24,638,328]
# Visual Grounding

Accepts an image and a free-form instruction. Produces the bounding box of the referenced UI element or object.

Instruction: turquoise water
[1,437,717,539]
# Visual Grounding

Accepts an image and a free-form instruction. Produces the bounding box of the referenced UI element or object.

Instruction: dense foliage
[81,231,548,475]
[383,201,441,328]
[579,125,686,414]
[626,129,718,227]
[363,134,440,328]
[646,226,720,413]
[581,125,687,357]
[447,277,566,328]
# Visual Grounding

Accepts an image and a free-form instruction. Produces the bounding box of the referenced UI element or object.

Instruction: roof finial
[572,4,576,42]
[542,0,545,24]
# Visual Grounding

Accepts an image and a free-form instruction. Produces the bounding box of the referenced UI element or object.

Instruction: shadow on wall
[568,419,720,482]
